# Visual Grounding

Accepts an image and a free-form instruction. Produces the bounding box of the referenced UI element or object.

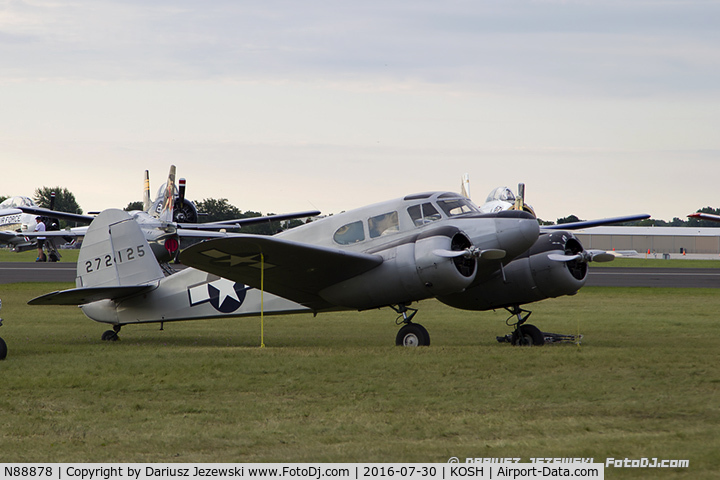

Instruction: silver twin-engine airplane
[29,191,649,346]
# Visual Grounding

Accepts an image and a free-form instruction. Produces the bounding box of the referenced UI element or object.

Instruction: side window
[333,221,365,245]
[407,203,441,227]
[368,211,399,238]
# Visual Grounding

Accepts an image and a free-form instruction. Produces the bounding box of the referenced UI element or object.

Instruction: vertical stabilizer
[142,170,151,212]
[461,173,471,199]
[149,165,176,222]
[76,209,165,288]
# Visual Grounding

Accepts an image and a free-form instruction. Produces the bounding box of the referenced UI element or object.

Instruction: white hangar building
[573,226,720,255]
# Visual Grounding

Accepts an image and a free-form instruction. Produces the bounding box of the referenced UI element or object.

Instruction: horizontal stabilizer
[28,285,156,306]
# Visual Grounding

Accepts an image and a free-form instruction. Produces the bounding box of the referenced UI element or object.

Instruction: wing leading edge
[181,236,383,311]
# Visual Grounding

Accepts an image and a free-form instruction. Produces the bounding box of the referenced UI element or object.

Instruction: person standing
[34,216,47,262]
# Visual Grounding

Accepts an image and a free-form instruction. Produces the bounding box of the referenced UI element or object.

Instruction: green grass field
[0,282,718,477]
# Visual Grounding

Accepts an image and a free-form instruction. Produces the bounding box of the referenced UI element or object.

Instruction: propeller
[548,250,615,263]
[433,247,506,260]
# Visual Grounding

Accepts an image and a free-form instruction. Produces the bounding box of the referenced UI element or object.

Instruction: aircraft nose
[495,216,539,257]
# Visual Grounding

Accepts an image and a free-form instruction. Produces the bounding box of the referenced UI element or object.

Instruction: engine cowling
[437,231,587,311]
[414,228,478,296]
[173,198,198,223]
[319,227,478,309]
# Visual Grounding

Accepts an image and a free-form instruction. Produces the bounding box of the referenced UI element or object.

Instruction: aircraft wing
[0,230,27,247]
[18,206,94,224]
[688,213,720,222]
[181,235,383,311]
[542,214,650,231]
[177,210,321,230]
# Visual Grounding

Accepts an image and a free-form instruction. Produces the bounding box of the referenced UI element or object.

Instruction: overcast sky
[2,0,719,222]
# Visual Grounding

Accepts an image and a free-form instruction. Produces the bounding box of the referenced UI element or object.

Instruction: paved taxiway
[2,262,720,288]
[586,267,720,288]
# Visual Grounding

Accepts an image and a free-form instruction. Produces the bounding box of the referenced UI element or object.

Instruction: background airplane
[20,166,320,264]
[0,194,66,260]
[30,189,649,346]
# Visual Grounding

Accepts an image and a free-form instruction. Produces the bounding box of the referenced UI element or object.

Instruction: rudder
[77,209,165,288]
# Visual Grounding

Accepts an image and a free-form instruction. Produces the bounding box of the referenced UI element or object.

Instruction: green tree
[194,198,306,235]
[33,187,82,213]
[194,198,243,222]
[556,215,583,225]
[125,201,144,212]
[33,187,83,228]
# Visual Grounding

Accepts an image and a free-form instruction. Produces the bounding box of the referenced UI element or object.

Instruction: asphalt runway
[586,267,720,288]
[0,262,77,284]
[2,262,720,288]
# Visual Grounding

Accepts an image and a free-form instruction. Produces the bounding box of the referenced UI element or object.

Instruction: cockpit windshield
[437,198,479,217]
[0,196,35,209]
[485,187,515,203]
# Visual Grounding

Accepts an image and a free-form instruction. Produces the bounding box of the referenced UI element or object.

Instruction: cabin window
[437,198,478,217]
[333,221,365,245]
[407,203,441,227]
[368,211,399,238]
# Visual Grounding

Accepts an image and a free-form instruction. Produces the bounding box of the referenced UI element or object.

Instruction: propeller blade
[433,248,506,260]
[480,249,506,260]
[548,253,581,262]
[549,250,616,263]
[433,249,465,258]
[587,250,615,262]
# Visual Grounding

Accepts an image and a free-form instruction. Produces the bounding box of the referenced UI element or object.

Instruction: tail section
[28,208,165,306]
[76,209,165,288]
[149,165,176,222]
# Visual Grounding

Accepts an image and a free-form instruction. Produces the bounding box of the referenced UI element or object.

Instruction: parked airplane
[479,184,537,218]
[0,195,66,259]
[30,190,649,346]
[20,166,320,264]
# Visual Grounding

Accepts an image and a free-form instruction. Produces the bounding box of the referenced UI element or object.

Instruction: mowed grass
[0,282,718,478]
[0,248,79,263]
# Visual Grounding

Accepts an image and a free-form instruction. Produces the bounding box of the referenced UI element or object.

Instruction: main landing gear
[391,304,430,347]
[101,325,122,342]
[501,306,545,346]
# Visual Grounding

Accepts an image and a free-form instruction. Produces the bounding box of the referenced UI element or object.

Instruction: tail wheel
[101,330,119,342]
[396,323,430,347]
[0,337,7,360]
[511,324,545,346]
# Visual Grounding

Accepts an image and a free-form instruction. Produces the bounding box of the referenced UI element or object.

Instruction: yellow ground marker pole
[260,253,265,348]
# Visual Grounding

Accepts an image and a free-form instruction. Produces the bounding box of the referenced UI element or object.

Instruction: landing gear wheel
[511,324,545,346]
[101,330,119,342]
[396,323,430,347]
[0,337,7,360]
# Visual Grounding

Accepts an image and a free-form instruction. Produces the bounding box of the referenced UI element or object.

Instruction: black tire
[0,336,7,360]
[101,330,119,342]
[511,324,545,346]
[396,323,430,347]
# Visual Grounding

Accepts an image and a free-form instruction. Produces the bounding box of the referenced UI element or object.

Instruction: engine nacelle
[437,231,587,311]
[319,228,478,309]
[173,198,198,223]
[414,228,477,296]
